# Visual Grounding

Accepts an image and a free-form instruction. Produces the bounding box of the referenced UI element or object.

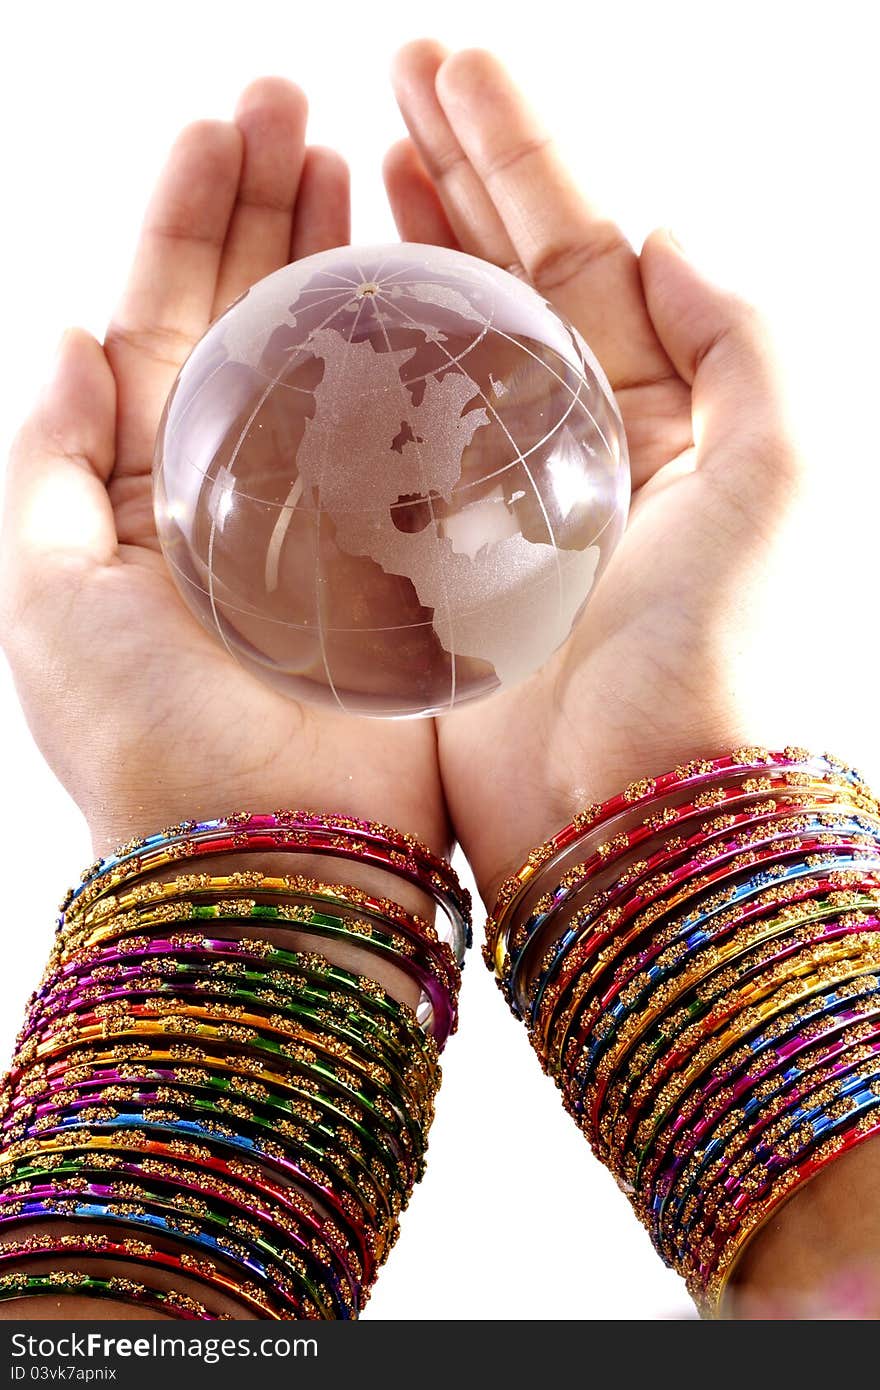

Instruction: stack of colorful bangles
[486,747,880,1314]
[0,810,470,1319]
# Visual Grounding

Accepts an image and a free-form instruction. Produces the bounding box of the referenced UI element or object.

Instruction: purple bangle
[664,1033,880,1262]
[589,906,880,1150]
[648,1000,880,1216]
[640,973,880,1209]
[579,866,880,1137]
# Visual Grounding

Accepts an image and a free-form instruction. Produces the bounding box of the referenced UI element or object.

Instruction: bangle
[588,916,880,1151]
[634,968,880,1194]
[535,836,880,1062]
[703,1108,880,1306]
[7,1051,422,1182]
[0,1173,345,1318]
[0,1233,282,1318]
[60,810,471,963]
[20,1005,436,1137]
[7,1056,419,1189]
[0,810,468,1318]
[665,1039,880,1270]
[485,748,880,1314]
[488,750,872,988]
[12,1042,426,1169]
[36,938,432,1046]
[3,1088,402,1223]
[0,1130,374,1285]
[559,876,880,1095]
[607,939,880,1181]
[0,1151,359,1312]
[543,826,880,1073]
[18,973,438,1106]
[53,879,460,1046]
[0,1269,221,1319]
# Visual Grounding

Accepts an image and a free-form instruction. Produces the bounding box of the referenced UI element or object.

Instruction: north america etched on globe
[290,319,600,690]
[154,244,629,716]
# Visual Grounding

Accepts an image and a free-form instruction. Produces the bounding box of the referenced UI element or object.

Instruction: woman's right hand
[385,40,826,906]
[384,39,880,1316]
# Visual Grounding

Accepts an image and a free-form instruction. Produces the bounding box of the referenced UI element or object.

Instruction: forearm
[0,810,467,1320]
[470,743,880,1318]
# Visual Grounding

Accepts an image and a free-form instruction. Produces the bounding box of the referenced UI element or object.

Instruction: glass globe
[153,242,629,717]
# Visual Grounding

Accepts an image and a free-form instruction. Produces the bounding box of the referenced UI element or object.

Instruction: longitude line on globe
[366,267,460,712]
[310,281,375,712]
[375,287,567,629]
[204,287,369,674]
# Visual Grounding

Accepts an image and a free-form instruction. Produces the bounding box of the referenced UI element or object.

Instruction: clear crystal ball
[153,242,629,717]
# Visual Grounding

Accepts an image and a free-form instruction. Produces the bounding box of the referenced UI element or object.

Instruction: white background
[0,0,877,1320]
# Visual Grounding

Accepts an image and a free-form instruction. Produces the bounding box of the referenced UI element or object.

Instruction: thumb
[639,228,801,482]
[2,329,118,602]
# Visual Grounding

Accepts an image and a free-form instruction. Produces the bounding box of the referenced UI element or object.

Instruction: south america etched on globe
[153,243,630,717]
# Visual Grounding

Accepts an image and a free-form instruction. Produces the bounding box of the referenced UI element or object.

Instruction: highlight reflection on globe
[153,243,630,717]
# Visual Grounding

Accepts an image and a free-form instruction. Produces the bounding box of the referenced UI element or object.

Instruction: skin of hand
[384,38,875,1317]
[0,46,869,1322]
[0,78,449,868]
[0,78,456,1320]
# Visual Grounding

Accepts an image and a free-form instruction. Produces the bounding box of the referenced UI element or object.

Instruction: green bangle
[0,1268,221,1319]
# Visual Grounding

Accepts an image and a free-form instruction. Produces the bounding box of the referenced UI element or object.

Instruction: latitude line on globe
[360,263,421,286]
[290,288,363,309]
[255,294,494,403]
[185,291,493,510]
[276,287,358,319]
[163,547,451,631]
[363,262,456,287]
[159,285,359,445]
[402,331,611,504]
[434,349,594,499]
[166,346,317,454]
[191,269,493,520]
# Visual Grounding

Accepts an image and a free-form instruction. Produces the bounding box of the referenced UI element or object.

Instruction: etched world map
[153,243,629,717]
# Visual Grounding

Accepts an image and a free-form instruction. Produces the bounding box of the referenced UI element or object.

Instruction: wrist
[1,810,467,1320]
[481,744,880,1316]
[77,809,469,1014]
[83,769,452,876]
[473,718,807,914]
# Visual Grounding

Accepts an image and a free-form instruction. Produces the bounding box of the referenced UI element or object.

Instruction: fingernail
[667,228,687,254]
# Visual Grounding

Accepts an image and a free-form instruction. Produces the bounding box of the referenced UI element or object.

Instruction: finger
[382,138,458,247]
[390,38,518,268]
[435,48,674,391]
[213,77,309,313]
[1,330,117,620]
[290,145,351,260]
[639,229,801,488]
[104,119,243,478]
